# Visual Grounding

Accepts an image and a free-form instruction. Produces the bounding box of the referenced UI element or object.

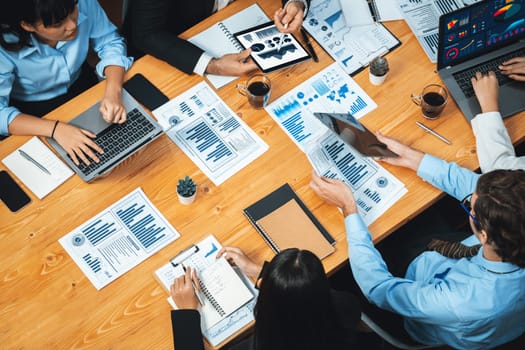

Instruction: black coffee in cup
[237,74,272,109]
[248,82,270,96]
[421,92,446,119]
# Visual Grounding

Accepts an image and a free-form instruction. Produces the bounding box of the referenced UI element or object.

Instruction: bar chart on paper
[266,62,377,151]
[59,188,180,289]
[155,81,268,186]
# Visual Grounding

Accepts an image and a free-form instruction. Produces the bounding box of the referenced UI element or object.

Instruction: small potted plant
[369,56,389,86]
[177,175,197,205]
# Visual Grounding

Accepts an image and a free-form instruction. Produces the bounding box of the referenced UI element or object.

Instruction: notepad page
[2,137,73,199]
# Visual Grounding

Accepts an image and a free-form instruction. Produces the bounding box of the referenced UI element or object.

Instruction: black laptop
[437,0,525,122]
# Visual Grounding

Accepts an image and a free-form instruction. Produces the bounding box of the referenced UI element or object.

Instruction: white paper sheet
[153,81,268,186]
[2,137,73,199]
[59,188,180,290]
[265,63,406,224]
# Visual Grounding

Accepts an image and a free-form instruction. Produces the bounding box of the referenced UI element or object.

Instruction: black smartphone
[0,170,31,212]
[123,73,169,110]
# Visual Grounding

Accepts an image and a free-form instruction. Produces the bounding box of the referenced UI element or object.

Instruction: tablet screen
[313,112,398,157]
[234,21,311,73]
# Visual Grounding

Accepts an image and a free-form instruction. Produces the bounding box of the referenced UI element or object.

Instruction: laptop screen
[438,0,525,69]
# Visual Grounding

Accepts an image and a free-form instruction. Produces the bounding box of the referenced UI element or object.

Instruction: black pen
[181,264,206,306]
[300,28,319,62]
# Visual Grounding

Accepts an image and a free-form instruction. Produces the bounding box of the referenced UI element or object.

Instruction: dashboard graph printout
[153,81,268,186]
[303,0,400,75]
[265,63,406,224]
[397,0,481,62]
[59,188,180,290]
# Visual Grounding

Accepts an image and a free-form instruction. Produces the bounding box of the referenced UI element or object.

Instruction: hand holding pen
[273,2,306,33]
[170,265,205,309]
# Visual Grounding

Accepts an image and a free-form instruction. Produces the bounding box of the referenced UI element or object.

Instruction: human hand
[100,89,126,124]
[216,246,262,279]
[52,122,104,166]
[206,49,258,76]
[375,132,425,171]
[170,266,201,310]
[309,170,357,217]
[274,1,305,33]
[499,56,525,81]
[471,71,499,113]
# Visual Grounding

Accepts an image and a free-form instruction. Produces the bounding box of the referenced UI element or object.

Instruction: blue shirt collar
[472,247,521,274]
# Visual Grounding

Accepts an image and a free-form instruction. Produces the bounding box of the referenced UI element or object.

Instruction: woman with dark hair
[0,0,133,166]
[169,247,362,350]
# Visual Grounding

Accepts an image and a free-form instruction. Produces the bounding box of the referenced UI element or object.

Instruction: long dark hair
[253,249,343,350]
[475,169,525,267]
[0,0,77,51]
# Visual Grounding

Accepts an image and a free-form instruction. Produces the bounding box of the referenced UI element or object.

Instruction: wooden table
[1,0,524,349]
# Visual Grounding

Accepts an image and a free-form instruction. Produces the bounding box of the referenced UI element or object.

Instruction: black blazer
[125,0,309,74]
[170,290,362,350]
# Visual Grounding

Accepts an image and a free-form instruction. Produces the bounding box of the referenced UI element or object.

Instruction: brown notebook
[256,199,335,259]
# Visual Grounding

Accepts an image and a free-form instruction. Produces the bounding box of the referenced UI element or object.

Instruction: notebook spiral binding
[243,211,280,254]
[218,22,244,52]
[199,279,226,317]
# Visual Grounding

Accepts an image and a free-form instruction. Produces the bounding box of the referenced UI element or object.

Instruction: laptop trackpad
[500,83,525,118]
[68,102,110,135]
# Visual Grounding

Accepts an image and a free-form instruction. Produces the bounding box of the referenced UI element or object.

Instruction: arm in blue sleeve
[416,154,480,200]
[346,214,460,322]
[86,0,133,77]
[0,54,22,135]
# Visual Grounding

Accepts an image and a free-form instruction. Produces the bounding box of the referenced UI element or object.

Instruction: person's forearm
[103,65,125,96]
[8,113,58,137]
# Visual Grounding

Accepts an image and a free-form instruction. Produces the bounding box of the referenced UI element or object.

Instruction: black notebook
[243,183,335,259]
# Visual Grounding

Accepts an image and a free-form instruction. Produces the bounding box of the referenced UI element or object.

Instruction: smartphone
[123,73,169,110]
[0,170,31,212]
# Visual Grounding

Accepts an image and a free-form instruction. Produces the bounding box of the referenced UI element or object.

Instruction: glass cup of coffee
[237,74,271,109]
[411,84,448,120]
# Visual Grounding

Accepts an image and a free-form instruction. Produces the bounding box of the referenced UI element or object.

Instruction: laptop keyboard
[76,108,156,175]
[453,48,525,98]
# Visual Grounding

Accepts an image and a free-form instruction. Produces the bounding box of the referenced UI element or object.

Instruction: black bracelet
[50,121,60,139]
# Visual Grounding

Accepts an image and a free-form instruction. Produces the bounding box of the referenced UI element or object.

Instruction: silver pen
[18,149,51,175]
[416,121,452,145]
[276,23,289,52]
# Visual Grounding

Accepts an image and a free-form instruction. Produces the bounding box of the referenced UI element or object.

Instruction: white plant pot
[369,71,388,86]
[178,192,196,205]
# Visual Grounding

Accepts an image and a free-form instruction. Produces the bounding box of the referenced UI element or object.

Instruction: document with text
[59,188,180,290]
[153,81,268,186]
[265,63,406,224]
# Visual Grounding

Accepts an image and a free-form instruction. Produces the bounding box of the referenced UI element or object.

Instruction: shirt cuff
[416,154,444,181]
[344,213,371,244]
[1,107,22,135]
[285,0,309,18]
[194,53,214,76]
[471,111,504,130]
[95,55,134,78]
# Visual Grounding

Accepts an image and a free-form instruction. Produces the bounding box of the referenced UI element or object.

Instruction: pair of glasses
[460,193,479,225]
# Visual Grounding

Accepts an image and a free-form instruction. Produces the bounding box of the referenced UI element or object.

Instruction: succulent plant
[177,176,196,197]
[369,56,389,77]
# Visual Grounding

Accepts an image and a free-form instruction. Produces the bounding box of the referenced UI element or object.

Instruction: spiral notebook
[154,235,255,345]
[188,3,270,89]
[243,183,335,259]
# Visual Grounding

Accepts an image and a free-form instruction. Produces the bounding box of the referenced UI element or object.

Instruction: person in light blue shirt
[0,0,133,166]
[310,133,525,349]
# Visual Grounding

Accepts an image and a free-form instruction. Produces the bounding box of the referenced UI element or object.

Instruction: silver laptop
[437,0,525,122]
[47,89,163,182]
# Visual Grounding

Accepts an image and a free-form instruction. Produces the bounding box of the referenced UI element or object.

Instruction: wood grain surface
[1,0,524,349]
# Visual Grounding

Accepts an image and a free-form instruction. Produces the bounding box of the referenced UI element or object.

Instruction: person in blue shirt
[0,0,133,166]
[310,133,525,349]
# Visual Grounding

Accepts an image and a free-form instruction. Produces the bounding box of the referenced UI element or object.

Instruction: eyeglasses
[460,193,479,225]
